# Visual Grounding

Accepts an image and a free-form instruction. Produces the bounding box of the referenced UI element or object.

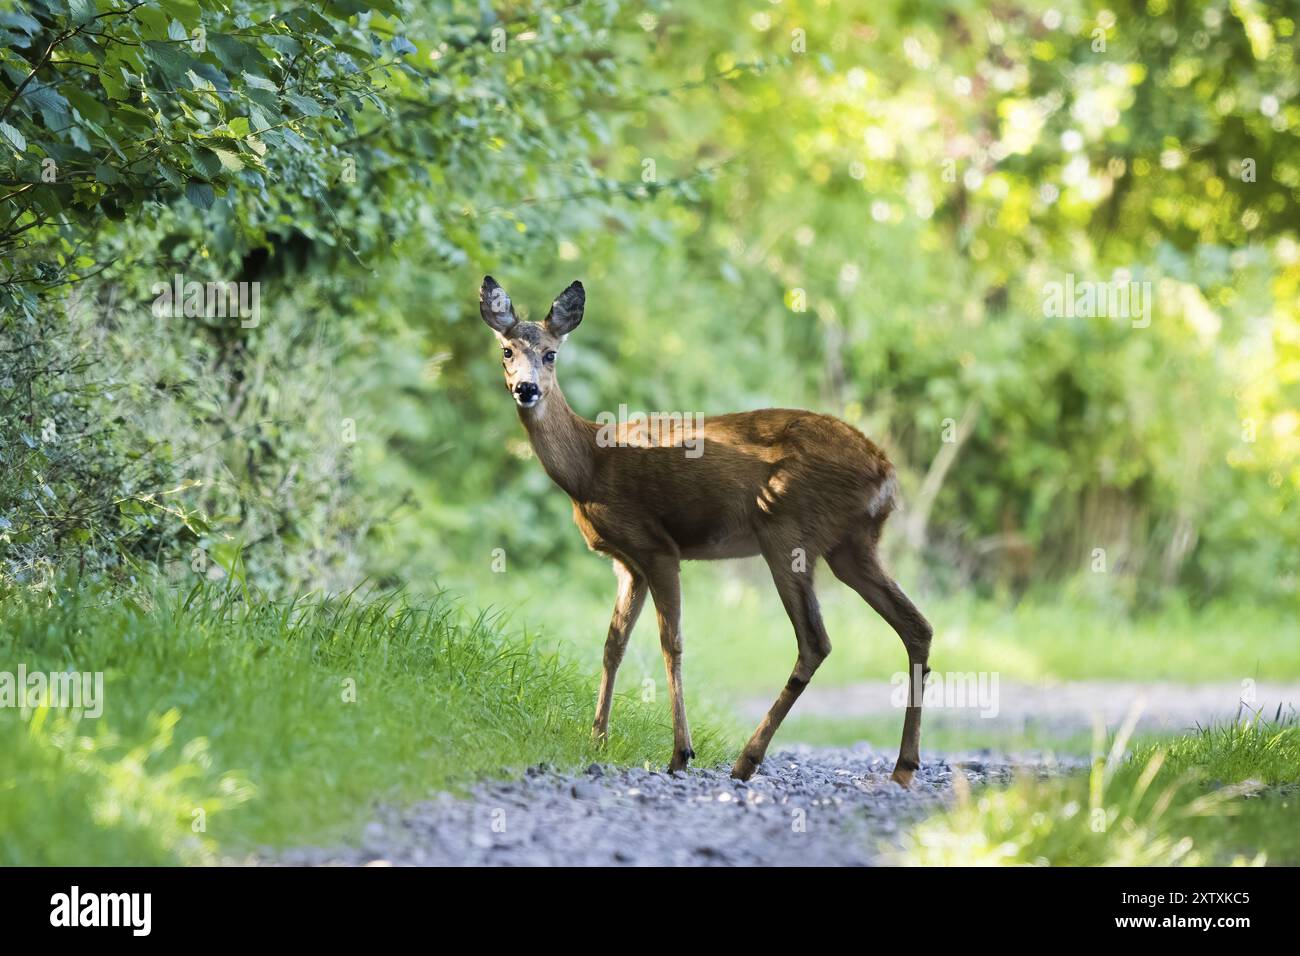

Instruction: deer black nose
[514,381,540,402]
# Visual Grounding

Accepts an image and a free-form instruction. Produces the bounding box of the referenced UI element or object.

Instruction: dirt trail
[268,679,1297,866]
[738,679,1300,734]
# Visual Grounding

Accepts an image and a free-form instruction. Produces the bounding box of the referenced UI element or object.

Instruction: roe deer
[479,276,933,785]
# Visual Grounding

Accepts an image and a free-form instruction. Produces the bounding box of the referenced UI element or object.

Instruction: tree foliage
[0,0,1295,606]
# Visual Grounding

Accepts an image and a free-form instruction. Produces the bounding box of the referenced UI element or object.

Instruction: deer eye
[502,347,513,359]
[543,350,556,364]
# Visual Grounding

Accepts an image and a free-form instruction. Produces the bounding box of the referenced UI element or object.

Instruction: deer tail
[866,468,899,519]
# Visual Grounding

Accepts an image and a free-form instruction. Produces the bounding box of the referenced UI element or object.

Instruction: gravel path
[266,678,1296,866]
[271,744,1087,867]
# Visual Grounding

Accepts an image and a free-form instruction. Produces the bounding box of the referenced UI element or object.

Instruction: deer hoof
[668,746,695,772]
[890,761,918,788]
[730,753,760,781]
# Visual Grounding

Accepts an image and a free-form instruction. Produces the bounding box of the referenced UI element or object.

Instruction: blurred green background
[3,0,1299,730]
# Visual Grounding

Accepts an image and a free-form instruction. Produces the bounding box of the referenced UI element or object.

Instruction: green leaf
[209,35,267,74]
[247,105,272,132]
[0,121,25,153]
[242,71,279,92]
[64,86,110,125]
[168,19,188,41]
[99,68,127,101]
[210,147,243,173]
[264,35,301,57]
[186,147,222,178]
[281,126,309,152]
[184,181,214,209]
[0,11,41,35]
[144,40,201,79]
[68,0,97,25]
[158,164,185,188]
[186,69,216,92]
[285,93,324,116]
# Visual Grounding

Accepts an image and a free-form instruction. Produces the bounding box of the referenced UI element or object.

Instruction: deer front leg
[645,557,693,772]
[591,560,647,745]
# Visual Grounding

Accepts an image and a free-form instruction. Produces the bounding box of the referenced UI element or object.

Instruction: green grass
[450,561,1300,692]
[893,716,1300,866]
[1143,716,1300,865]
[0,583,729,865]
[1136,714,1300,786]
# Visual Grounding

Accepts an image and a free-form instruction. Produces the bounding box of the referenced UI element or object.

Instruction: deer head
[479,276,584,409]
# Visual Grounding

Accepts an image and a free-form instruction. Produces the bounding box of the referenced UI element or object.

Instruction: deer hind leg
[827,531,933,787]
[731,540,831,781]
[643,556,694,772]
[591,559,648,745]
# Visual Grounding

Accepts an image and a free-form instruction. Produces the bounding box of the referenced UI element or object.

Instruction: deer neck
[519,384,597,500]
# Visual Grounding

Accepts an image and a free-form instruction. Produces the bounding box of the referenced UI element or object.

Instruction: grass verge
[0,583,727,865]
[893,714,1300,865]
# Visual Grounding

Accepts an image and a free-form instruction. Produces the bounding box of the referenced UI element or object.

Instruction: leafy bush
[0,299,183,585]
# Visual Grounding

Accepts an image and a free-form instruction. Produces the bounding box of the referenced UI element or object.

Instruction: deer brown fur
[479,276,933,785]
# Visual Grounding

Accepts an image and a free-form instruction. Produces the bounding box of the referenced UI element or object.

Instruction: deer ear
[545,281,585,336]
[479,275,517,335]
